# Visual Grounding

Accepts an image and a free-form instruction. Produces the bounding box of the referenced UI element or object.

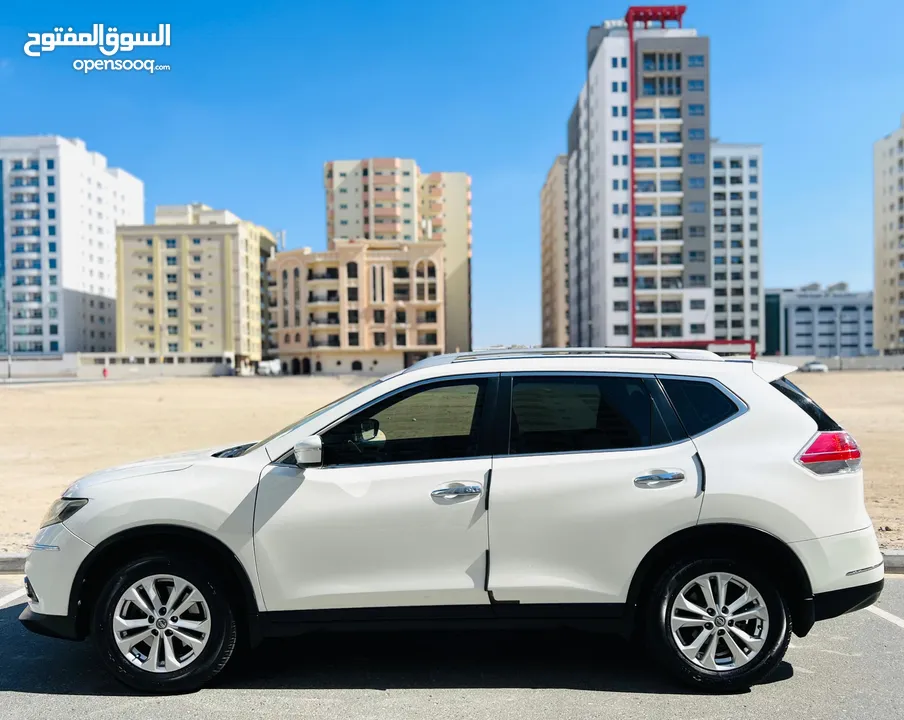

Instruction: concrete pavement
[1,574,902,720]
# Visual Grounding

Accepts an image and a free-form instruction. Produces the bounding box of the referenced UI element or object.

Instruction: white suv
[20,348,884,693]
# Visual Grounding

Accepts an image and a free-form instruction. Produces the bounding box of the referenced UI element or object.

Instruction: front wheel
[646,557,791,692]
[91,555,237,693]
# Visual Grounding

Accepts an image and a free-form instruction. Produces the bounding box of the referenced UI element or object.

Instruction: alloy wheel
[112,573,212,673]
[669,571,769,671]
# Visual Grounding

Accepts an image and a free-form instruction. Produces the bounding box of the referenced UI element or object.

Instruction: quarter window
[660,378,741,436]
[321,379,488,466]
[507,376,672,455]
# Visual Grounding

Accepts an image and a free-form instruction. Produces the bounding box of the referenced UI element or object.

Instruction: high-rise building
[116,203,276,368]
[269,238,445,374]
[324,158,472,353]
[0,136,143,355]
[541,155,569,346]
[873,115,904,354]
[765,284,875,357]
[567,7,712,348]
[710,143,763,349]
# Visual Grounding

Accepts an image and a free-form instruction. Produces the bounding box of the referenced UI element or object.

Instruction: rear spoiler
[751,360,798,383]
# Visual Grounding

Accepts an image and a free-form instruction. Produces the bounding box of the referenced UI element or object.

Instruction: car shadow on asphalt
[0,604,793,696]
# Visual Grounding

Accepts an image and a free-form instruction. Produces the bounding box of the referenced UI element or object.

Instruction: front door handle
[634,470,685,489]
[431,483,482,498]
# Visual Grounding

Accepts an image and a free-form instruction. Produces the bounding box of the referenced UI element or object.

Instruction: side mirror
[293,436,323,467]
[359,418,379,442]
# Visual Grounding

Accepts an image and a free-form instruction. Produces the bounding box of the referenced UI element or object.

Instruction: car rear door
[486,372,704,606]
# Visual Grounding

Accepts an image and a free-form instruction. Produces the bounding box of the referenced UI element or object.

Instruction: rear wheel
[91,555,237,693]
[647,557,791,691]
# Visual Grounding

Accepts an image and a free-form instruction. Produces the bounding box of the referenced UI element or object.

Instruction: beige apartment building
[541,155,569,347]
[874,114,904,353]
[269,238,445,374]
[116,203,276,368]
[324,158,472,353]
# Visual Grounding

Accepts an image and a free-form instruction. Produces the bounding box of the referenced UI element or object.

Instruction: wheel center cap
[155,618,168,630]
[714,615,726,627]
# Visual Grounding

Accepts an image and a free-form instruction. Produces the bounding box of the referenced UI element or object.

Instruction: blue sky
[1,0,901,347]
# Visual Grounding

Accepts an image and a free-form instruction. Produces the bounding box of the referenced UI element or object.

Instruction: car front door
[254,374,496,612]
[486,372,703,606]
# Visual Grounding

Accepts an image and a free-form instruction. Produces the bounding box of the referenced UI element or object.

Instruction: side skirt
[259,603,629,638]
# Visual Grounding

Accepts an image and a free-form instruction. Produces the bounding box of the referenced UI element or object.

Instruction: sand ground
[0,370,901,553]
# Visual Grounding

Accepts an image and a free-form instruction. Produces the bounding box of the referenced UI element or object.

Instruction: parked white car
[798,361,829,373]
[21,348,883,693]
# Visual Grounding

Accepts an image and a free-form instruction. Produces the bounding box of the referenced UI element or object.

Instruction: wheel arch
[626,523,815,637]
[69,524,262,645]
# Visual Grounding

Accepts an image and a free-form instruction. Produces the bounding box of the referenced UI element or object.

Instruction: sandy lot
[0,370,901,553]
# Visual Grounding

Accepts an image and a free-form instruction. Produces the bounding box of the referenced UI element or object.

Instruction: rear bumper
[814,578,884,622]
[19,606,82,641]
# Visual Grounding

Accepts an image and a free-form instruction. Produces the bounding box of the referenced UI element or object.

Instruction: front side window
[321,379,488,466]
[507,375,672,455]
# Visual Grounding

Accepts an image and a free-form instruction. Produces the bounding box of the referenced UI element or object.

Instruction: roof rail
[450,347,724,363]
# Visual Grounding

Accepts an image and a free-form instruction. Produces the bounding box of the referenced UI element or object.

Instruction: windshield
[240,375,390,456]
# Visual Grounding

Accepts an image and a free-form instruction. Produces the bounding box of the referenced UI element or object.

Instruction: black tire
[646,557,791,692]
[91,554,237,693]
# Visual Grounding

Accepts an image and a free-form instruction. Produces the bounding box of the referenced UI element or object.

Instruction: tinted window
[660,378,741,436]
[508,376,671,455]
[770,377,840,431]
[321,379,487,466]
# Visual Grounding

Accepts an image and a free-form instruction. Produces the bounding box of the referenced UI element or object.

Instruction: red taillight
[796,431,862,475]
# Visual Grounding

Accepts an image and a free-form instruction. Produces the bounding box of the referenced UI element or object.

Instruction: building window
[46,159,55,170]
[611,106,618,117]
[688,128,705,141]
[614,325,629,335]
[688,250,706,262]
[689,153,705,165]
[47,192,55,202]
[167,308,178,318]
[374,332,386,347]
[48,242,57,252]
[167,291,177,300]
[612,155,619,166]
[48,225,56,236]
[690,299,705,310]
[167,273,177,283]
[749,175,758,184]
[167,326,178,335]
[688,201,706,213]
[749,158,758,168]
[613,252,628,263]
[47,176,55,186]
[613,277,629,288]
[192,238,201,245]
[48,209,56,219]
[168,343,178,352]
[749,191,758,200]
[688,80,704,92]
[688,55,704,67]
[166,238,177,249]
[688,104,704,117]
[611,57,617,68]
[621,106,628,117]
[166,257,177,266]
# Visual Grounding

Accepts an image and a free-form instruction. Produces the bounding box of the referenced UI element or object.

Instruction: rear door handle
[634,470,685,489]
[431,483,483,499]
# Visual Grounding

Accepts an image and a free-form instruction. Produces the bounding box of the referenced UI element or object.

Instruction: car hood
[63,441,255,496]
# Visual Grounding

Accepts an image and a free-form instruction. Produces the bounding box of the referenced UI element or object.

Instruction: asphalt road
[1,574,903,720]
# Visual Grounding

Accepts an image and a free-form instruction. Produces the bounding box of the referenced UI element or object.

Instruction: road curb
[0,553,28,573]
[884,550,904,573]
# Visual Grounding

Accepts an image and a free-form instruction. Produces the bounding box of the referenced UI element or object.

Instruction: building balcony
[307,274,339,284]
[373,190,401,201]
[373,206,402,218]
[308,295,341,305]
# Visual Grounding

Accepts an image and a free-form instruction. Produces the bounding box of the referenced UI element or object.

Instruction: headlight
[40,498,88,528]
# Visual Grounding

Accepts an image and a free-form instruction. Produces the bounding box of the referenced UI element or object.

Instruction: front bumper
[22,522,94,618]
[18,606,82,641]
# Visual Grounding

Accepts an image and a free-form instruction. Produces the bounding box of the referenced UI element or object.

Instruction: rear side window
[508,375,672,455]
[660,378,742,436]
[770,377,841,431]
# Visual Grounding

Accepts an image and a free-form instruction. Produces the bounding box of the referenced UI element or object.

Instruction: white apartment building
[710,143,764,350]
[765,284,875,357]
[0,136,144,355]
[567,7,713,348]
[873,115,904,354]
